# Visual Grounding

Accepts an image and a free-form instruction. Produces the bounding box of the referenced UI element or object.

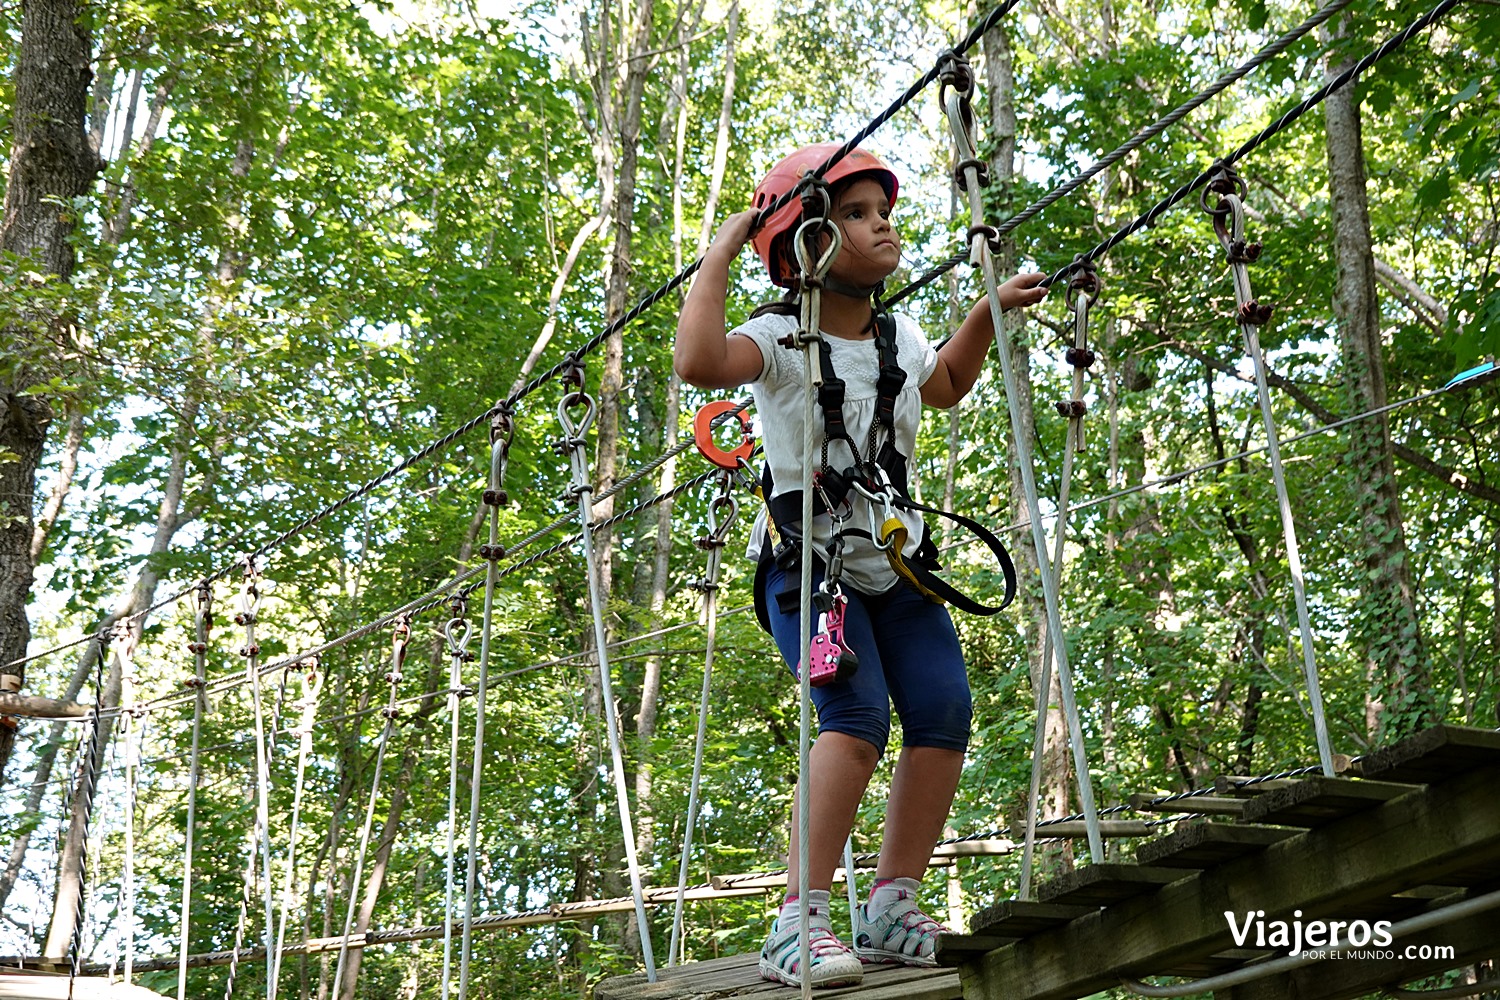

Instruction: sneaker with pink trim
[758,917,864,988]
[853,890,946,967]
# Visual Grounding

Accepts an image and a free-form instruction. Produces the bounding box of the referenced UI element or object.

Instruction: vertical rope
[791,208,840,1000]
[460,408,511,999]
[558,387,658,982]
[942,63,1104,861]
[271,663,321,995]
[120,703,140,983]
[668,481,738,966]
[237,560,278,999]
[178,584,212,1000]
[1204,168,1335,776]
[441,600,473,999]
[1020,263,1101,897]
[331,620,410,1000]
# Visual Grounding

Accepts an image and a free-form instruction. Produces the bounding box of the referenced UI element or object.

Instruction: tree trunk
[1322,18,1432,740]
[0,0,101,785]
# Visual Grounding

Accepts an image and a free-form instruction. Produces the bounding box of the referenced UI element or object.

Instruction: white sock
[866,876,921,916]
[779,888,832,929]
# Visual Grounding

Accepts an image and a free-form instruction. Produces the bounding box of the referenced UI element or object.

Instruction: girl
[674,143,1047,989]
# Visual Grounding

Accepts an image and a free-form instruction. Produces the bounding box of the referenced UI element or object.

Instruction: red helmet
[750,143,899,287]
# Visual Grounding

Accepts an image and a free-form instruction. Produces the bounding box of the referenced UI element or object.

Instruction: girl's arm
[921,272,1048,408]
[674,211,767,390]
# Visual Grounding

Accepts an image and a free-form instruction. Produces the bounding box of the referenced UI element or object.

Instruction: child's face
[828,177,901,286]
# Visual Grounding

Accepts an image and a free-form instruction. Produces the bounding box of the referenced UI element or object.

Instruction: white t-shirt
[732,310,940,594]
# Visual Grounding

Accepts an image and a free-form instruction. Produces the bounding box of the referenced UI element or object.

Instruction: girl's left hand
[998,272,1049,311]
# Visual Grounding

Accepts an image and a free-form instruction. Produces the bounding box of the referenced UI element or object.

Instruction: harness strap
[880,495,1016,615]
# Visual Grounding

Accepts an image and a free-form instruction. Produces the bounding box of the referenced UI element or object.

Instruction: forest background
[1,0,1497,995]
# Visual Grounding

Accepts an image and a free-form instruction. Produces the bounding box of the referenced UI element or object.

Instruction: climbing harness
[331,617,410,1000]
[557,381,659,983]
[940,50,1105,863]
[1020,258,1101,899]
[668,475,739,966]
[442,598,473,1000]
[1203,161,1335,777]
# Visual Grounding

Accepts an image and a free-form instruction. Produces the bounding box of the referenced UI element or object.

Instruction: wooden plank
[1211,776,1305,797]
[1135,822,1298,869]
[962,762,1500,1000]
[1129,793,1246,816]
[968,899,1095,938]
[933,933,1013,966]
[931,838,1015,858]
[1035,864,1184,907]
[1032,819,1153,839]
[1239,776,1414,827]
[1354,724,1500,785]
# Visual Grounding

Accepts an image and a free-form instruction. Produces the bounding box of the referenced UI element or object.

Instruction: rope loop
[936,49,975,98]
[793,213,841,288]
[556,389,597,440]
[560,352,586,390]
[444,601,474,663]
[1199,159,1246,217]
[235,558,261,627]
[1065,255,1102,311]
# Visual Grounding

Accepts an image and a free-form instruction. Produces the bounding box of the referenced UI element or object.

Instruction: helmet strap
[822,276,885,301]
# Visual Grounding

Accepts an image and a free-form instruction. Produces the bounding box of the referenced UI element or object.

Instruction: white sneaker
[758,917,864,988]
[853,891,946,967]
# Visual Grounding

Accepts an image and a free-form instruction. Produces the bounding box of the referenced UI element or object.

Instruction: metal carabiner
[851,474,900,552]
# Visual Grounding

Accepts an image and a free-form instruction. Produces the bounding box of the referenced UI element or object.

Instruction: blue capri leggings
[762,561,972,756]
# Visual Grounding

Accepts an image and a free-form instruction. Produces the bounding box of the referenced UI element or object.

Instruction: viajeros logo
[1225,910,1393,956]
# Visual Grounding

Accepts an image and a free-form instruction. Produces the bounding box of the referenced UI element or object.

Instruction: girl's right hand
[708,210,759,258]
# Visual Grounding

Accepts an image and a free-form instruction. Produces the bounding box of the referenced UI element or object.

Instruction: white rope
[120,704,141,983]
[441,603,474,1000]
[944,73,1105,861]
[667,479,738,966]
[1209,178,1336,777]
[271,664,321,995]
[1020,272,1097,897]
[177,585,212,1000]
[791,209,840,1000]
[558,389,659,982]
[460,421,508,1000]
[239,565,279,999]
[331,621,409,1000]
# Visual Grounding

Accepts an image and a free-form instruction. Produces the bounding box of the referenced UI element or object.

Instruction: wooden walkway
[956,724,1500,999]
[595,724,1500,1000]
[594,951,961,999]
